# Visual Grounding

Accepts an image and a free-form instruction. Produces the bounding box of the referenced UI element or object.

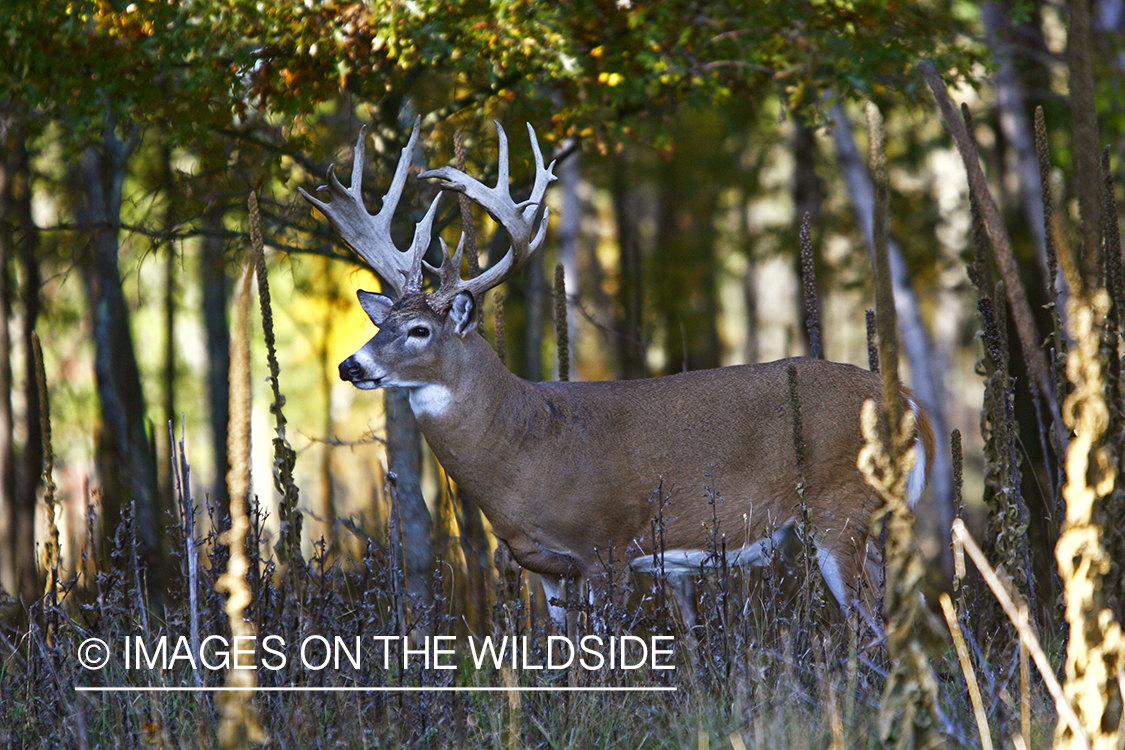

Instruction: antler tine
[494,121,511,201]
[521,122,553,256]
[425,234,466,290]
[521,122,553,218]
[405,191,443,290]
[420,122,557,309]
[299,117,430,297]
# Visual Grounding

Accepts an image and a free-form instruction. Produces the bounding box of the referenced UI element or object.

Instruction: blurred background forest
[0,0,1120,637]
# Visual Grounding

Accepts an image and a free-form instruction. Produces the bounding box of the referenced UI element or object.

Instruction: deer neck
[407,331,539,497]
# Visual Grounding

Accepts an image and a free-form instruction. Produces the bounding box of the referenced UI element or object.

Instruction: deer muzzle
[339,356,364,383]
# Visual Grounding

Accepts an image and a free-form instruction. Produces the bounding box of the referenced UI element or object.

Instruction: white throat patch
[409,384,452,417]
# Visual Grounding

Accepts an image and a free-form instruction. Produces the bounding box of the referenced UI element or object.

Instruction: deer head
[301,119,555,396]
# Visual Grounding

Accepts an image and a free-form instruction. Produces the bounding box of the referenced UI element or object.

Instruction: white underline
[76,686,676,693]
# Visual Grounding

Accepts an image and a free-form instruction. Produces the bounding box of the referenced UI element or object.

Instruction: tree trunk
[613,151,646,379]
[3,117,44,604]
[160,144,177,505]
[1068,0,1103,289]
[384,387,432,607]
[655,153,721,372]
[829,102,955,576]
[557,146,581,380]
[74,124,162,597]
[523,251,545,383]
[982,2,1055,285]
[314,268,336,549]
[457,490,492,635]
[792,116,826,358]
[201,203,231,515]
[0,113,16,597]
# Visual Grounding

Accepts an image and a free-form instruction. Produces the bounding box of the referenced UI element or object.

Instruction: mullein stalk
[216,259,266,749]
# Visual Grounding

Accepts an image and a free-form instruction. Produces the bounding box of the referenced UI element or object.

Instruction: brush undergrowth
[0,475,1061,749]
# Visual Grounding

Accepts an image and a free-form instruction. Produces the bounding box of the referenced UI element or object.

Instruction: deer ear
[449,291,478,337]
[357,290,394,326]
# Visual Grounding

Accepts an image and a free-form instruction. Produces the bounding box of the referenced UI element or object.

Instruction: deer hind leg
[814,541,852,616]
[814,526,881,626]
[860,534,886,619]
[668,574,698,634]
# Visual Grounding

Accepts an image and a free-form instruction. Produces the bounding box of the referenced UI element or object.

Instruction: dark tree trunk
[313,288,336,548]
[0,113,17,597]
[200,204,231,515]
[983,1,1051,278]
[456,490,492,634]
[1069,0,1103,288]
[792,116,826,358]
[613,152,646,379]
[655,147,721,373]
[3,118,44,604]
[384,387,432,607]
[160,145,177,504]
[523,254,545,383]
[73,125,162,597]
[557,146,581,379]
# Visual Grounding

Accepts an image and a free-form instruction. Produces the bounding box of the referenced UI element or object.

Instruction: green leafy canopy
[2,0,976,144]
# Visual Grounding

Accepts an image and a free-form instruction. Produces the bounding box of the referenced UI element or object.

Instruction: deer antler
[298,117,440,298]
[303,119,555,308]
[420,121,557,310]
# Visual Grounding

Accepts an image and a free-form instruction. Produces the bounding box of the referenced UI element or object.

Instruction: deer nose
[339,357,362,382]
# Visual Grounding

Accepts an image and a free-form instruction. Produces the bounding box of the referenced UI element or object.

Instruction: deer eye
[408,325,430,339]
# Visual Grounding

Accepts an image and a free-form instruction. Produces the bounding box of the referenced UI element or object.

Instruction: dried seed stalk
[1055,291,1124,750]
[216,260,267,749]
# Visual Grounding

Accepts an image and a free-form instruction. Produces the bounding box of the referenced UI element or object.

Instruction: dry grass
[0,479,1068,749]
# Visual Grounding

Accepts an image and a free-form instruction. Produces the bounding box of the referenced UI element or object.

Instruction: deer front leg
[540,574,568,630]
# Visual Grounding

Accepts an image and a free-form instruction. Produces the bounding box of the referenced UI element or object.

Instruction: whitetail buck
[303,119,935,623]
